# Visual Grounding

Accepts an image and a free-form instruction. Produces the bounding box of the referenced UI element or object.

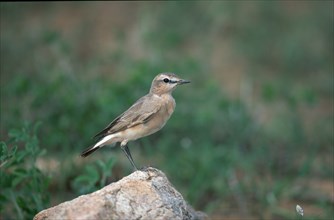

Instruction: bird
[81,73,190,170]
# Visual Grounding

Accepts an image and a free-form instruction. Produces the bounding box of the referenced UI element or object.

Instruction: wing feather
[93,94,161,139]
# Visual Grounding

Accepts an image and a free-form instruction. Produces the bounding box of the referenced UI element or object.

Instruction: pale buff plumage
[81,73,190,170]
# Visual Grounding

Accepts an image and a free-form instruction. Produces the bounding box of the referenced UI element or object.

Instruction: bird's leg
[121,144,138,171]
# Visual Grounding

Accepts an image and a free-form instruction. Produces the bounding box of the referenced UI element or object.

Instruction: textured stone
[34,167,207,220]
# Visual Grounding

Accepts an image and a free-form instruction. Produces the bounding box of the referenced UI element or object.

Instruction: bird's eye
[163,78,170,83]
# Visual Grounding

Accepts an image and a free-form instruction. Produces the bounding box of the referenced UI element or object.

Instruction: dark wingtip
[80,146,100,157]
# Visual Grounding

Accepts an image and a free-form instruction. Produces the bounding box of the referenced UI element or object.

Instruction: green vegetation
[72,158,116,195]
[0,123,50,220]
[1,2,333,219]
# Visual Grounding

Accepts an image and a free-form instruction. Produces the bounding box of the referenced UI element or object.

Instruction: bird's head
[150,73,190,95]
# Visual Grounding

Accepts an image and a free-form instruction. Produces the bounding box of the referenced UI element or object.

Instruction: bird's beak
[177,79,191,85]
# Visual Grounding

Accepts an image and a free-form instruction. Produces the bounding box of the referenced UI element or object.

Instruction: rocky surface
[34,167,207,220]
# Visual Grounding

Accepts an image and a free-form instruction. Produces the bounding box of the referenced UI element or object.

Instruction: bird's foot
[139,165,152,172]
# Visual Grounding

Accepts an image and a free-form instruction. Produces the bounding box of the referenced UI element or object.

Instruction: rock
[34,167,207,220]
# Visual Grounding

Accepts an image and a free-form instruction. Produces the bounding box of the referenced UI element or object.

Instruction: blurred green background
[1,2,333,219]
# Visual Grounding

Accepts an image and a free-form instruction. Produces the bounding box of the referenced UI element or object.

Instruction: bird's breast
[163,96,176,116]
[143,95,175,135]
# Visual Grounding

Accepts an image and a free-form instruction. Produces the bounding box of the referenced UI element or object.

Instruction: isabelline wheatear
[81,73,190,170]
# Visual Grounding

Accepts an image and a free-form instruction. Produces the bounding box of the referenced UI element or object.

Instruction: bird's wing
[93,94,161,140]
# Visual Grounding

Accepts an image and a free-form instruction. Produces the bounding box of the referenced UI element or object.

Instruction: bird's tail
[80,135,114,157]
[80,145,101,157]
